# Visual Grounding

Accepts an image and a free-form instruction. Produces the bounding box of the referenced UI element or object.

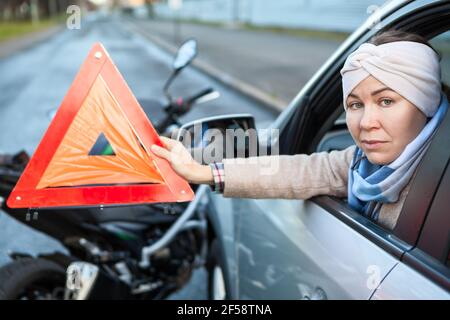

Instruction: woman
[150,30,450,230]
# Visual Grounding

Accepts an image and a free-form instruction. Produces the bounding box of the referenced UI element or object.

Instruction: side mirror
[173,39,197,71]
[176,114,258,163]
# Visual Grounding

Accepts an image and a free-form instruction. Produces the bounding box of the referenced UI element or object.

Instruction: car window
[314,30,450,233]
[304,2,450,290]
[318,31,450,154]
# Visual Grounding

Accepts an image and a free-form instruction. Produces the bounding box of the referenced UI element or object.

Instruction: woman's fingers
[152,137,191,167]
[151,144,172,162]
[159,136,179,151]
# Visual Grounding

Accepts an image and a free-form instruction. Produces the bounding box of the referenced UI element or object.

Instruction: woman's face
[345,76,427,165]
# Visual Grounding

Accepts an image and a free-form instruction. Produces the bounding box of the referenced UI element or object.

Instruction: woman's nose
[359,105,381,130]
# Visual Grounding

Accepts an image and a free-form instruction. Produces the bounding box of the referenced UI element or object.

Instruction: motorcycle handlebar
[186,87,214,105]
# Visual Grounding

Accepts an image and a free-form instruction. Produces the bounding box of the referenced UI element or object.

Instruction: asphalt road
[0,15,276,299]
[130,18,343,105]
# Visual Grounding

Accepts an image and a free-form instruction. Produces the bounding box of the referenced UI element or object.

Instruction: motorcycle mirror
[173,39,197,71]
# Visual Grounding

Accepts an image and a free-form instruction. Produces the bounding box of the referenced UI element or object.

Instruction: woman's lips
[361,140,387,150]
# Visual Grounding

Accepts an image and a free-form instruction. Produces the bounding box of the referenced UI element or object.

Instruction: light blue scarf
[348,93,449,220]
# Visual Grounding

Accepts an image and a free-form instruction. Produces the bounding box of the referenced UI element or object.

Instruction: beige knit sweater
[222,145,412,230]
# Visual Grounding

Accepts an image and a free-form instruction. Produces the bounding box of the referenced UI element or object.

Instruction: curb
[0,25,64,60]
[122,19,286,113]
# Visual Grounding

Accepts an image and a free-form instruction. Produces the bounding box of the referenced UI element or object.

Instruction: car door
[371,162,450,299]
[371,28,450,300]
[230,0,450,299]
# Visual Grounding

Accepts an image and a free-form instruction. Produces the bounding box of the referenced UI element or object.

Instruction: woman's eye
[380,99,393,106]
[348,102,363,110]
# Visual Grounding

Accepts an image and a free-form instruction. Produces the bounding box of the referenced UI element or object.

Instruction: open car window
[280,0,450,291]
[307,4,450,243]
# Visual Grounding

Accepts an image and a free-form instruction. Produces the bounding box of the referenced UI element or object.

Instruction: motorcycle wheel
[0,258,66,300]
[207,239,230,300]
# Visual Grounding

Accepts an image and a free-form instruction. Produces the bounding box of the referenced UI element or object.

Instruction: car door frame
[275,0,450,291]
[207,0,450,299]
[401,159,450,291]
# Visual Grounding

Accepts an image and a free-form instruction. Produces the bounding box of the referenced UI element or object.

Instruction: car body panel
[232,199,400,299]
[372,262,449,300]
[206,0,450,300]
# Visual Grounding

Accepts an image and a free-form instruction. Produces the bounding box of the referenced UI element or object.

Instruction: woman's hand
[151,136,213,185]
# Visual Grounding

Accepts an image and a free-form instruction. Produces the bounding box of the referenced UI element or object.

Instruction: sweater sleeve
[222,145,356,199]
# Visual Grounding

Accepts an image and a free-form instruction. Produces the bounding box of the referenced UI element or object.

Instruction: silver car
[204,0,450,300]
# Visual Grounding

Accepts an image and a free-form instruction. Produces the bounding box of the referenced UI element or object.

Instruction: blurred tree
[232,0,239,23]
[1,0,87,22]
[30,0,39,24]
[48,0,58,18]
[145,0,155,18]
[111,0,121,9]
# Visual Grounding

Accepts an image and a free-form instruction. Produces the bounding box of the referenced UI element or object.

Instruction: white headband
[340,41,442,117]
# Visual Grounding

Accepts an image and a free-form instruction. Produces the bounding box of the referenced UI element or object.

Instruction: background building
[153,0,390,32]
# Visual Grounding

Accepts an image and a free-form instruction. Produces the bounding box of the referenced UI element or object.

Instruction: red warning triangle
[7,43,194,209]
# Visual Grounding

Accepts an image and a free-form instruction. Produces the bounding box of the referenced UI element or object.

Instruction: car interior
[316,112,352,153]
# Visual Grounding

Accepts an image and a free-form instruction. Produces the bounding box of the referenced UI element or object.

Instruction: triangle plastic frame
[7,43,194,209]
